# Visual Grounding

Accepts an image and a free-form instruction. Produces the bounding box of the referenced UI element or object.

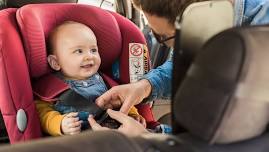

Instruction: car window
[77,0,115,11]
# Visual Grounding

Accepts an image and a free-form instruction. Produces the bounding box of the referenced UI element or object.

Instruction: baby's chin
[83,71,98,78]
[64,73,96,80]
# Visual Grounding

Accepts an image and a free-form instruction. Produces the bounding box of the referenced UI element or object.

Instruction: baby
[36,21,145,136]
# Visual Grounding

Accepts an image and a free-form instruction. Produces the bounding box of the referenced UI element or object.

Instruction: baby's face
[52,23,101,80]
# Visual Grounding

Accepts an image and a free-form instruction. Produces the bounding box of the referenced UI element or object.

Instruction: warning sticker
[129,43,149,83]
[130,43,143,56]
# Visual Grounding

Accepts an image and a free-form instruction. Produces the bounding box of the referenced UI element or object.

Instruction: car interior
[0,0,268,151]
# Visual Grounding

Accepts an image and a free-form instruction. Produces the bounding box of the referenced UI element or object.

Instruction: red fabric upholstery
[0,9,41,143]
[109,11,149,83]
[32,74,69,102]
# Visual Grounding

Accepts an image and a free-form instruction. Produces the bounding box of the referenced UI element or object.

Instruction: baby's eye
[74,49,83,54]
[90,48,98,53]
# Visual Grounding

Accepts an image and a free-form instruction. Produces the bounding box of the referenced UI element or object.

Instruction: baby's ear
[47,55,60,71]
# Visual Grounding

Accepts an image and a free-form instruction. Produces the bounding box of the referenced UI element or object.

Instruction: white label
[129,43,149,83]
[129,43,144,83]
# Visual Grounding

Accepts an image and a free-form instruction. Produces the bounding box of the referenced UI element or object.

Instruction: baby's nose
[84,52,93,60]
[83,54,92,61]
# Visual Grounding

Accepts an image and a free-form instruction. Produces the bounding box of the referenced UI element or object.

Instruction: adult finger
[135,116,141,122]
[103,104,113,110]
[95,89,113,108]
[95,96,107,108]
[107,109,130,124]
[88,115,107,130]
[119,98,133,114]
[111,98,122,108]
[140,117,147,128]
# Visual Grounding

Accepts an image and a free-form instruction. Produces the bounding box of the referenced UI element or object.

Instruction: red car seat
[0,3,157,144]
[0,8,41,143]
[15,3,157,134]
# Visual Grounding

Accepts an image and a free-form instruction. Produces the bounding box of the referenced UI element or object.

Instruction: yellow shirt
[36,100,140,136]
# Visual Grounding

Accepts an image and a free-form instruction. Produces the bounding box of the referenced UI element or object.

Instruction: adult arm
[96,60,172,113]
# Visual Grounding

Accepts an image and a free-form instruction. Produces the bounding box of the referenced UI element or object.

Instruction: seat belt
[33,73,120,129]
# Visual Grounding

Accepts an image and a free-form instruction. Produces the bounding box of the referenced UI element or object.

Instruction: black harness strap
[57,89,106,121]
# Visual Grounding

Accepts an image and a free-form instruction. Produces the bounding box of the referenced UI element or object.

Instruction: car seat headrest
[171,1,234,100]
[7,0,77,8]
[180,0,233,57]
[173,25,269,144]
[16,4,122,78]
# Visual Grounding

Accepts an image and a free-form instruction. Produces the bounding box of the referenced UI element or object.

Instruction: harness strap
[32,73,69,102]
[33,72,120,127]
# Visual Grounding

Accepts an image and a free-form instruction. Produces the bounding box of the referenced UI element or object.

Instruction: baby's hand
[129,114,147,128]
[61,112,82,135]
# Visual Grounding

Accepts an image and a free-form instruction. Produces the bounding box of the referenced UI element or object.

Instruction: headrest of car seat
[173,25,269,144]
[7,0,77,8]
[16,4,124,78]
[180,0,233,56]
[171,0,234,101]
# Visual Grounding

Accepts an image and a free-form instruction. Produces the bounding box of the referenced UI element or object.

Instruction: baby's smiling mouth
[81,63,94,68]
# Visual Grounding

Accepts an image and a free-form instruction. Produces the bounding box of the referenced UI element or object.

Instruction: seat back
[0,8,41,143]
[173,23,269,144]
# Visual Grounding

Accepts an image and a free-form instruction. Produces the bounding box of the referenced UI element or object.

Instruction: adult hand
[88,109,149,137]
[61,112,82,135]
[129,114,147,128]
[96,79,152,114]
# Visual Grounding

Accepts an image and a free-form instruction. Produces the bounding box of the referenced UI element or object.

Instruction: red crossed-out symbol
[130,44,143,56]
